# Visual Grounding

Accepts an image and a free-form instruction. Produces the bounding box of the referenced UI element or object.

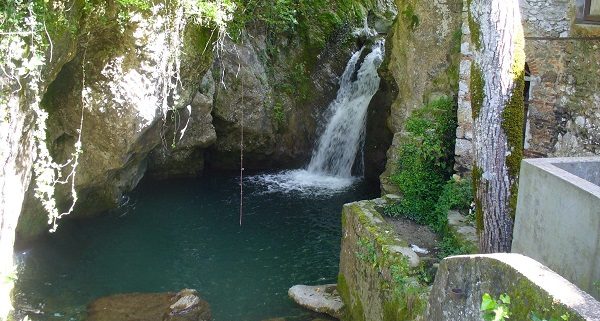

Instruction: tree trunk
[469,0,526,253]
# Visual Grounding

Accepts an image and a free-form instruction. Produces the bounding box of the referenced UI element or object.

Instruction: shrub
[385,97,457,226]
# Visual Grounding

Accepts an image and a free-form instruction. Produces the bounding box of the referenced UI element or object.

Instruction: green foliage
[437,233,473,258]
[481,293,511,321]
[386,97,457,226]
[432,176,473,232]
[272,99,285,125]
[228,0,366,61]
[470,63,485,119]
[116,0,151,11]
[482,293,571,321]
[530,312,570,321]
[356,237,378,267]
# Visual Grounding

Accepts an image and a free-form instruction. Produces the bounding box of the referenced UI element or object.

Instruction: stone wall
[427,254,600,321]
[338,197,429,321]
[454,0,600,173]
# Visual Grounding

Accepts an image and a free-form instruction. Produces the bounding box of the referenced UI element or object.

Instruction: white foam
[247,170,359,196]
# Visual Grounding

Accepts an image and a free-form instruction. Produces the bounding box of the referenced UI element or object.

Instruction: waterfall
[248,40,384,194]
[307,40,384,177]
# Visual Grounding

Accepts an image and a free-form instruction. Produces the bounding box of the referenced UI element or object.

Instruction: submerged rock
[86,289,211,321]
[288,284,343,319]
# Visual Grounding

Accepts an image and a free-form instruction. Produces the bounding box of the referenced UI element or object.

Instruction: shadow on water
[14,172,378,321]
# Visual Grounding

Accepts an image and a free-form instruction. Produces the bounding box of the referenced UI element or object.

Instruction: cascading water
[307,40,383,177]
[249,40,384,194]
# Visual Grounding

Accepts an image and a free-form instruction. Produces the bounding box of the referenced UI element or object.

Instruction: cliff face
[378,0,463,194]
[11,0,398,243]
[0,0,86,316]
[17,1,208,241]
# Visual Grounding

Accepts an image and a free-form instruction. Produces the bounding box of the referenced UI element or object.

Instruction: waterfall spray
[248,40,384,194]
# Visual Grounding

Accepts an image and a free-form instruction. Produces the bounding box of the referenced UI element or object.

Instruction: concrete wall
[427,254,600,321]
[512,157,600,300]
[454,0,600,173]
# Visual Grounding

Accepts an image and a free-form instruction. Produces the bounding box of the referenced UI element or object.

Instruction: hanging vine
[0,0,85,233]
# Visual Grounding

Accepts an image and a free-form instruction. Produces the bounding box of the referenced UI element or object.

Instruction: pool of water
[14,173,377,321]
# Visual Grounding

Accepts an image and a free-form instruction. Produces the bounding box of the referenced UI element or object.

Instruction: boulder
[288,284,343,319]
[86,289,211,321]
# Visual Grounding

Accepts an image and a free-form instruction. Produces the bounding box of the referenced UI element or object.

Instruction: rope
[239,35,244,227]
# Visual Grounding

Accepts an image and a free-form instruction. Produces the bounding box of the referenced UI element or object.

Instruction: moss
[401,4,420,31]
[338,274,366,321]
[501,29,525,220]
[347,202,429,321]
[433,28,463,93]
[472,164,484,234]
[506,278,584,321]
[470,62,484,119]
[467,5,481,50]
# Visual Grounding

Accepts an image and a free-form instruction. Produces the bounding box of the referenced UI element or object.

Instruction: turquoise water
[14,173,377,321]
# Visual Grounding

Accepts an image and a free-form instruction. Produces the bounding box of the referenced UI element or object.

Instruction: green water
[14,173,377,321]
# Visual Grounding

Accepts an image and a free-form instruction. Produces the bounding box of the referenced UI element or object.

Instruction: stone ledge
[427,254,600,321]
[338,198,429,321]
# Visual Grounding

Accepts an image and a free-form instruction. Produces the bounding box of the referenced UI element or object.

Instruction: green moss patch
[470,63,484,119]
[340,202,429,321]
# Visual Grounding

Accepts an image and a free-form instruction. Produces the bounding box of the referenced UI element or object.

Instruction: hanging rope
[239,35,244,227]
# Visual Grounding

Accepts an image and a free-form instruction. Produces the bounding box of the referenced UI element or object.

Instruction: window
[578,0,600,23]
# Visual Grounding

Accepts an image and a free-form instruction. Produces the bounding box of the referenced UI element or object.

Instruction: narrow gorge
[4,0,598,320]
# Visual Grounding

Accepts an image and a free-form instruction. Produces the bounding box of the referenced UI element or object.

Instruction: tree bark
[469,0,526,253]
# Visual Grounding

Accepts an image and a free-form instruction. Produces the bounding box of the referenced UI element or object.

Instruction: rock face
[16,3,213,241]
[427,254,600,321]
[288,284,343,319]
[146,71,217,179]
[206,30,360,170]
[0,0,87,314]
[379,0,463,193]
[87,289,211,321]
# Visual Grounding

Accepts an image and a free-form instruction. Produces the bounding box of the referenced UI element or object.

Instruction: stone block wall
[454,0,600,173]
[338,198,428,321]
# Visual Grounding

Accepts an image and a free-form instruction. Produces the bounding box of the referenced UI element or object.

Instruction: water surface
[15,173,377,321]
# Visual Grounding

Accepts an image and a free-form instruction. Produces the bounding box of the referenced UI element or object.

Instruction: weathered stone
[447,210,478,247]
[339,199,429,321]
[380,0,463,193]
[386,246,420,268]
[87,289,211,321]
[427,254,600,321]
[146,71,217,179]
[17,3,213,241]
[288,284,343,319]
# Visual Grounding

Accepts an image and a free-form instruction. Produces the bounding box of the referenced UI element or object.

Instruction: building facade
[455,0,600,173]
